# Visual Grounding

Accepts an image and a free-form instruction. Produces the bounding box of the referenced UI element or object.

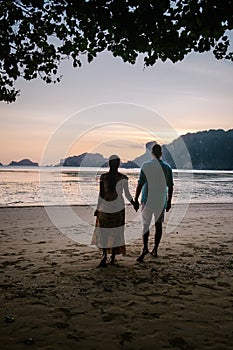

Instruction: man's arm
[166,185,173,212]
[134,167,146,210]
[135,183,142,206]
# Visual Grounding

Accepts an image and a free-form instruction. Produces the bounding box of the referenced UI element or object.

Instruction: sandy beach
[0,203,232,350]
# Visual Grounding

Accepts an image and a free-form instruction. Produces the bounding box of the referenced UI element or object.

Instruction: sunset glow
[1,51,232,165]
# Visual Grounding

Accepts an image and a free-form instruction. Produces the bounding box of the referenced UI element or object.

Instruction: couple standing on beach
[91,143,174,267]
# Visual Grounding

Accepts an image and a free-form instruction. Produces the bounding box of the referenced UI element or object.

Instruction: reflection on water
[0,167,232,207]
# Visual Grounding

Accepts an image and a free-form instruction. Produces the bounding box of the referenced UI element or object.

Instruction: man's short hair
[151,144,162,157]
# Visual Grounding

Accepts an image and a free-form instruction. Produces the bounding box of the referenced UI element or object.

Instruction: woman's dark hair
[109,155,120,170]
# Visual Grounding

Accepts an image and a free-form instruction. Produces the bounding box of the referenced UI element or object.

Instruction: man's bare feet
[136,249,149,263]
[150,247,158,257]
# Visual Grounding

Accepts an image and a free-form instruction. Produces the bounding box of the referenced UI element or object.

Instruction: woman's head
[109,155,120,171]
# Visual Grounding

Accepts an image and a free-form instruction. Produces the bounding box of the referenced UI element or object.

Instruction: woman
[92,155,137,267]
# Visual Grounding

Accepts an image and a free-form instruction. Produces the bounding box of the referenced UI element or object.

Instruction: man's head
[151,143,162,159]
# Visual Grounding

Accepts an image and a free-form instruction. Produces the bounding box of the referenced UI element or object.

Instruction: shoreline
[0,203,232,349]
[1,201,233,209]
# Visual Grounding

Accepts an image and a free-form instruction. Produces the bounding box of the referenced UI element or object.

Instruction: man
[134,143,174,262]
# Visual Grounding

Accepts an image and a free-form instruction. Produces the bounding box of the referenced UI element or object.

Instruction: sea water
[0,167,232,207]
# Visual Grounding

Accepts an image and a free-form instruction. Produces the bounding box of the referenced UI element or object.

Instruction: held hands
[131,199,139,212]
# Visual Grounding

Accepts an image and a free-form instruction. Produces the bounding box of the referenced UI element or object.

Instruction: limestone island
[8,159,39,166]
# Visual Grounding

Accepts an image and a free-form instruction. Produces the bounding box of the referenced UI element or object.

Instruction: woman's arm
[94,177,105,215]
[122,177,133,203]
[123,177,139,211]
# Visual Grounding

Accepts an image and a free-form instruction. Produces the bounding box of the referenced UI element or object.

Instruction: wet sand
[0,203,232,349]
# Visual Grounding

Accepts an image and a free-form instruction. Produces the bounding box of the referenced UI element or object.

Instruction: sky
[1,49,233,165]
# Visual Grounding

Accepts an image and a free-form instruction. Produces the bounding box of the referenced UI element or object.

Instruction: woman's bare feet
[109,255,115,265]
[98,256,107,267]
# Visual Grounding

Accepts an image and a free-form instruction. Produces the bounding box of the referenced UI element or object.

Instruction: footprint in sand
[169,337,194,350]
[118,331,134,346]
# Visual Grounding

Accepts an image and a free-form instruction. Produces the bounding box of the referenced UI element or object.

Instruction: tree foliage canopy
[1,0,233,102]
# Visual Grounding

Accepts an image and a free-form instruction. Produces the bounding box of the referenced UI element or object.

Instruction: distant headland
[8,159,39,167]
[1,129,233,170]
[61,129,233,170]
